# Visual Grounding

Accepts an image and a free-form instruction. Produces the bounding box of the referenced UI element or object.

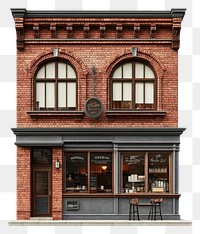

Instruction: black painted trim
[12,127,186,136]
[106,110,166,116]
[27,111,84,116]
[11,8,186,19]
[14,142,63,146]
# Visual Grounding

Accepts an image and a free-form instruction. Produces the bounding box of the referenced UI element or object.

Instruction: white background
[0,0,198,234]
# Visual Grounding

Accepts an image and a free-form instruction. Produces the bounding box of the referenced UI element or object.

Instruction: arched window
[111,61,156,110]
[35,61,77,111]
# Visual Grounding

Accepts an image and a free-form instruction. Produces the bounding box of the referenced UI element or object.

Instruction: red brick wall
[16,43,178,128]
[15,16,181,129]
[17,147,31,220]
[52,147,63,220]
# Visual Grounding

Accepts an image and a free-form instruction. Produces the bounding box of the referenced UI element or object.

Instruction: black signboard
[66,201,79,210]
[84,97,103,118]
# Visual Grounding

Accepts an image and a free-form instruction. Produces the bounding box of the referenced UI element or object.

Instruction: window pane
[135,83,144,103]
[123,63,132,78]
[122,152,145,193]
[58,63,67,78]
[67,65,76,79]
[112,66,122,78]
[35,197,48,214]
[145,66,155,78]
[135,63,144,78]
[58,82,66,109]
[90,153,112,193]
[46,83,55,108]
[32,149,52,165]
[67,82,76,109]
[145,83,154,103]
[35,171,48,195]
[46,62,55,78]
[65,153,88,193]
[36,66,45,79]
[148,153,170,193]
[36,83,45,108]
[113,82,122,100]
[123,83,132,101]
[111,61,156,111]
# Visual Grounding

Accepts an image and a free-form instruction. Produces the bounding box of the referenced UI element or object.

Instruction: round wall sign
[84,97,103,118]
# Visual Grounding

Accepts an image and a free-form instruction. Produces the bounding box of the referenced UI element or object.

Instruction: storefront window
[122,152,145,193]
[121,152,172,194]
[65,153,88,193]
[64,152,113,194]
[148,152,170,193]
[64,151,171,194]
[90,153,112,193]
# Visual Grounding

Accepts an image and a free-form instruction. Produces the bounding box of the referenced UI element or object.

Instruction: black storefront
[12,127,185,220]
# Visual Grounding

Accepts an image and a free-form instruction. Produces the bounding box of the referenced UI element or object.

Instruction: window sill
[116,193,181,198]
[106,110,166,116]
[27,111,85,117]
[63,193,115,198]
[62,193,180,198]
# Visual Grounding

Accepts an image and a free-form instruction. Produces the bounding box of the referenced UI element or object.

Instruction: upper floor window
[111,61,156,110]
[35,61,77,111]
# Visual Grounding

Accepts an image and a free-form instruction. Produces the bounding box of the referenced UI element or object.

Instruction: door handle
[49,190,51,196]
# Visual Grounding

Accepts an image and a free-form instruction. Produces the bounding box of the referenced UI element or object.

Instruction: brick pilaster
[52,147,63,220]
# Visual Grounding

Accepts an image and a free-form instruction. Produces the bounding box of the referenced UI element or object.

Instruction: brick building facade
[12,9,185,220]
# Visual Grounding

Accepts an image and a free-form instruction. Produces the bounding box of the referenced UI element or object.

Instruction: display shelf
[124,179,145,193]
[149,167,167,173]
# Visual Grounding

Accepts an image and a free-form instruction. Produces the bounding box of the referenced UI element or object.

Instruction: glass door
[32,169,52,216]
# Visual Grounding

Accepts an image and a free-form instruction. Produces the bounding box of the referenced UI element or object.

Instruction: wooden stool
[129,198,140,220]
[151,198,163,220]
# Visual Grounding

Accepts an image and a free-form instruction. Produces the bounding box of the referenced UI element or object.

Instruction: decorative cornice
[83,25,90,39]
[33,23,39,38]
[15,17,24,49]
[50,23,56,38]
[134,24,140,39]
[11,9,186,19]
[100,26,106,38]
[172,18,182,50]
[150,24,156,38]
[11,9,186,50]
[66,25,73,38]
[116,25,123,39]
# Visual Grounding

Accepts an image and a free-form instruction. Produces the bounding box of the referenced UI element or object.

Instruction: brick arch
[103,48,166,79]
[103,49,166,111]
[29,49,89,78]
[28,49,88,111]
